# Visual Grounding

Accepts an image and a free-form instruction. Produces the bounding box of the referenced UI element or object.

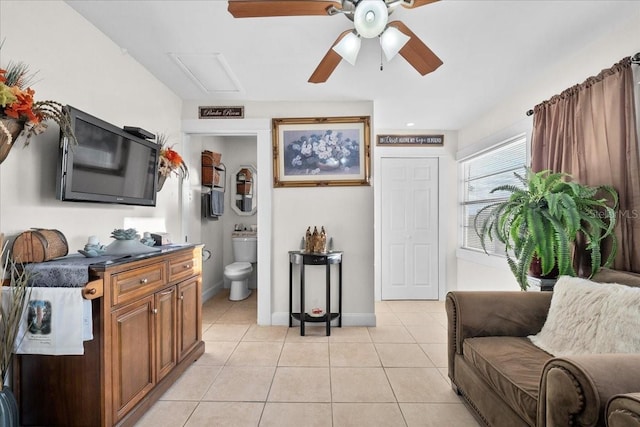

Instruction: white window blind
[460,135,527,254]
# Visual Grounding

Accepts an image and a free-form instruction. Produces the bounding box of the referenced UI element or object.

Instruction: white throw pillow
[528,275,640,356]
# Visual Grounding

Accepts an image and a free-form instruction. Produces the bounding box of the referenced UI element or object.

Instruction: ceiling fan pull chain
[380,42,384,71]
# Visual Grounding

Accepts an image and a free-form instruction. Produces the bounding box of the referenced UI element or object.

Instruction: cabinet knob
[153,308,158,314]
[140,278,148,284]
[180,294,184,300]
[184,264,191,269]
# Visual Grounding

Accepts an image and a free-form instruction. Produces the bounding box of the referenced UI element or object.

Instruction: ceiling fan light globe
[354,0,388,38]
[332,32,361,66]
[380,26,411,61]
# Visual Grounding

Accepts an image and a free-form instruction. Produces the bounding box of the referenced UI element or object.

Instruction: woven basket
[202,168,220,186]
[236,182,252,195]
[0,118,26,165]
[201,150,222,186]
[11,229,69,263]
[202,150,222,167]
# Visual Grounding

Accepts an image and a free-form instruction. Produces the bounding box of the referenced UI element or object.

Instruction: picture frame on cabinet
[272,116,371,187]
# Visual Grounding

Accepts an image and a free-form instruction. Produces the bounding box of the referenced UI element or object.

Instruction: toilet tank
[232,237,257,262]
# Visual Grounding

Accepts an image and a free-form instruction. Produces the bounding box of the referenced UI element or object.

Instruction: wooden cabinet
[155,285,177,383]
[15,245,204,427]
[112,295,155,419]
[178,277,201,361]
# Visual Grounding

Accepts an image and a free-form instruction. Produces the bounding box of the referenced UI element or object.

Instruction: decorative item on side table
[474,169,618,291]
[104,228,160,256]
[0,243,32,426]
[304,226,329,253]
[155,133,188,191]
[0,46,77,165]
[11,229,68,263]
[140,232,156,247]
[78,235,106,258]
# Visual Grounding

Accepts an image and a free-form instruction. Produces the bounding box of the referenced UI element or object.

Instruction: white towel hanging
[2,287,89,355]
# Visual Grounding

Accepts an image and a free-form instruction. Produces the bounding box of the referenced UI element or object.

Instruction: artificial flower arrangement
[0,56,76,160]
[156,133,188,179]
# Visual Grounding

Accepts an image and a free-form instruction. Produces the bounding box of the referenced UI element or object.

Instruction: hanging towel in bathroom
[211,190,224,217]
[202,193,212,218]
[4,287,88,355]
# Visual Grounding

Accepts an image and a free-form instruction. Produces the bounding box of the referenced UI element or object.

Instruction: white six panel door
[381,157,439,300]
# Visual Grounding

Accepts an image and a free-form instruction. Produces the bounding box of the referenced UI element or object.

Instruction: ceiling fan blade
[228,0,340,18]
[388,21,442,76]
[400,0,439,9]
[308,30,352,83]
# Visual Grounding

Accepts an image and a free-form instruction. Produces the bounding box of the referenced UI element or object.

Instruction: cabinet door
[155,286,178,382]
[178,277,201,361]
[112,296,155,421]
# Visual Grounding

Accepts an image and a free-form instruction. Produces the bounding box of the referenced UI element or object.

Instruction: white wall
[456,14,640,291]
[182,101,376,325]
[0,1,182,251]
[186,135,224,300]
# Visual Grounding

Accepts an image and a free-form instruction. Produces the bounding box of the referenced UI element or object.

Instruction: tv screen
[56,106,159,206]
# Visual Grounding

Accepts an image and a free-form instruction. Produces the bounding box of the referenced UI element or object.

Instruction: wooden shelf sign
[377,134,444,146]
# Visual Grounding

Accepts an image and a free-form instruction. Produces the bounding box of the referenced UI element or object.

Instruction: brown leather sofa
[607,393,640,427]
[446,269,640,427]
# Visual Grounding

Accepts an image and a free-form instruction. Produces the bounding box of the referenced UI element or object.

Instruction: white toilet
[224,236,257,301]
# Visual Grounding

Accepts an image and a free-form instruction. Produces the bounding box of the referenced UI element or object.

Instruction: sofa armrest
[446,291,552,383]
[607,393,640,427]
[539,354,640,427]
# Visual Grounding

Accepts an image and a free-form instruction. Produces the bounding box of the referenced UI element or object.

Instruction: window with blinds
[460,135,527,254]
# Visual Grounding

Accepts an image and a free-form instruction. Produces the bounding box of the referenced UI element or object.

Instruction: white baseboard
[342,313,376,327]
[271,312,376,327]
[202,280,224,303]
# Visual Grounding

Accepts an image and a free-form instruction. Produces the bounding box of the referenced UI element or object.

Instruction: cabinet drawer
[168,253,198,283]
[112,263,166,306]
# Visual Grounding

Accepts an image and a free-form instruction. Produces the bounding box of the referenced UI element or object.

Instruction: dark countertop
[25,244,202,287]
[89,243,202,269]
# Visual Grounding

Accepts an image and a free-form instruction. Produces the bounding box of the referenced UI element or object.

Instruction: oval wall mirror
[231,164,257,216]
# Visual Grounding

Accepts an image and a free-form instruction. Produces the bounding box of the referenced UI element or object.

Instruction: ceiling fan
[227,0,443,83]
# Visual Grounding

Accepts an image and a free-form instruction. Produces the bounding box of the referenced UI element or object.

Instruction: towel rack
[82,278,103,299]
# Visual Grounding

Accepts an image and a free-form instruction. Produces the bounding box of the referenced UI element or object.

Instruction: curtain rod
[526,52,640,117]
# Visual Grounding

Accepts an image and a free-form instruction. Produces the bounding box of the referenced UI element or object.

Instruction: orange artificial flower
[163,148,183,167]
[5,86,38,123]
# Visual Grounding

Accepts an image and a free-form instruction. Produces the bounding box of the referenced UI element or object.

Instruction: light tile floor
[135,290,480,427]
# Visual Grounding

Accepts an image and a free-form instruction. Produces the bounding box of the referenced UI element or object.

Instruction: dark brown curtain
[530,57,640,273]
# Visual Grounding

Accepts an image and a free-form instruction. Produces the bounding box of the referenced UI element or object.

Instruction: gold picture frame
[272,116,371,187]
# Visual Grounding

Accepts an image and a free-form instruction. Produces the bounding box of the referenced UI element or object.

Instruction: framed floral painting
[272,116,371,187]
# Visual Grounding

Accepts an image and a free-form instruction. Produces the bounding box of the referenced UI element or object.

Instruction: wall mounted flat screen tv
[56,106,159,206]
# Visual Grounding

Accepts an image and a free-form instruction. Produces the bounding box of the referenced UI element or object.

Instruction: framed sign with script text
[377,134,444,146]
[198,106,244,119]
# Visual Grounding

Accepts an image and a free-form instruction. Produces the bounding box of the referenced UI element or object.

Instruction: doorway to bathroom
[181,119,272,325]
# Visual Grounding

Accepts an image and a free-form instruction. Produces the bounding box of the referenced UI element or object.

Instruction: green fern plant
[474,169,618,290]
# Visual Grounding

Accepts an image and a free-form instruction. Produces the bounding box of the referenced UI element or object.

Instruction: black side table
[289,251,343,336]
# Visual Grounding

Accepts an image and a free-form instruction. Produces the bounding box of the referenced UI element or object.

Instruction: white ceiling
[66,0,639,130]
